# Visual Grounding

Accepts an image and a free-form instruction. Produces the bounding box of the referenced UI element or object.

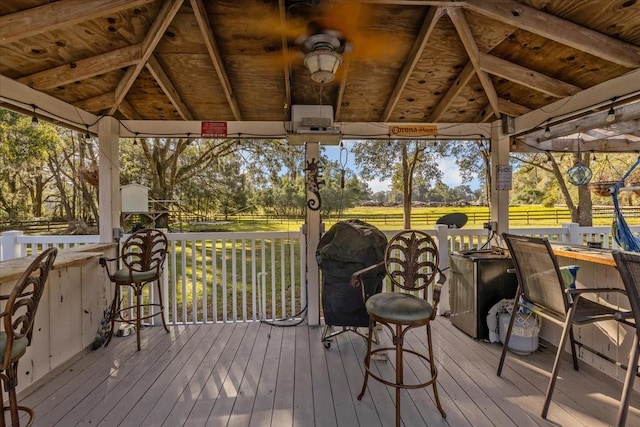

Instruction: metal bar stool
[100,228,169,351]
[351,230,447,427]
[0,247,57,427]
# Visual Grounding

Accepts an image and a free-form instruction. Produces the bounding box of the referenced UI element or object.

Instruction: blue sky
[323,142,475,193]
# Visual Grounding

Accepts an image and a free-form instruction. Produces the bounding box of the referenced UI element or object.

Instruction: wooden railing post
[563,222,580,244]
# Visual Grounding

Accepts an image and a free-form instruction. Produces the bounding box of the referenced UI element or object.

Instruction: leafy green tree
[0,109,61,221]
[352,140,441,228]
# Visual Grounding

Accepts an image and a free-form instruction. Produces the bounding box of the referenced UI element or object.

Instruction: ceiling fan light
[304,49,342,84]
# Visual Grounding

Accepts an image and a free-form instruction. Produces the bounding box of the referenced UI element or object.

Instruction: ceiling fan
[256,1,402,83]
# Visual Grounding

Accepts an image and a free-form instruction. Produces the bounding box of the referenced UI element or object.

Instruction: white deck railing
[2,224,639,324]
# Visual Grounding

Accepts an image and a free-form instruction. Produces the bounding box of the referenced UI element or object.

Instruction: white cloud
[438,157,463,187]
[368,178,391,193]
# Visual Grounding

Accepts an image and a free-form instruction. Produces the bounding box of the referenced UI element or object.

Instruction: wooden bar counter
[0,243,116,394]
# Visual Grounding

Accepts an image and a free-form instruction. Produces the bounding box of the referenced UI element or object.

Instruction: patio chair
[611,250,640,427]
[498,233,624,420]
[100,228,170,351]
[0,247,57,427]
[351,230,447,426]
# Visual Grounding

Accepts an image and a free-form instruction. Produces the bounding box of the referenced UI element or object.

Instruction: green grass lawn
[184,205,630,233]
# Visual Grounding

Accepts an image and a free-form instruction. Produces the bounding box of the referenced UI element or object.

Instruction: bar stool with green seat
[350,230,447,427]
[100,228,170,351]
[0,247,57,427]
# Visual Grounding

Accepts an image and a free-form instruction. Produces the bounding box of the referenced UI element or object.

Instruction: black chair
[612,250,640,427]
[351,230,447,427]
[0,247,57,427]
[100,228,170,350]
[499,233,624,420]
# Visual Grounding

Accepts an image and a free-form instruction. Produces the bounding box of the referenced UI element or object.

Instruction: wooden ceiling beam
[0,0,154,45]
[146,54,193,121]
[278,0,292,118]
[18,44,141,90]
[334,2,363,120]
[428,61,475,122]
[498,98,531,116]
[514,138,640,153]
[465,0,640,68]
[191,0,242,121]
[381,7,443,121]
[524,102,640,141]
[110,0,184,116]
[447,8,501,119]
[478,52,581,98]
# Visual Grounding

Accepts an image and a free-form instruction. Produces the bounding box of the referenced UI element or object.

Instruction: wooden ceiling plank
[447,7,501,119]
[146,54,193,121]
[73,93,115,112]
[478,52,581,98]
[118,99,143,120]
[474,102,495,123]
[190,0,242,121]
[110,0,184,115]
[18,44,142,90]
[465,0,640,68]
[381,7,443,121]
[428,61,475,121]
[0,0,154,45]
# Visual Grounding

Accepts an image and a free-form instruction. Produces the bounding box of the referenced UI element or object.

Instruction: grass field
[186,205,632,233]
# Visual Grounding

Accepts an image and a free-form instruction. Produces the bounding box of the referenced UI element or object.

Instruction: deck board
[22,318,640,427]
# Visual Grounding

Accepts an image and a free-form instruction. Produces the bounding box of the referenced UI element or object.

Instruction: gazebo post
[305,141,322,326]
[490,120,511,236]
[98,116,122,243]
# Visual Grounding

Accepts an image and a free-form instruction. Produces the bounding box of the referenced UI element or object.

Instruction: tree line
[2,107,637,231]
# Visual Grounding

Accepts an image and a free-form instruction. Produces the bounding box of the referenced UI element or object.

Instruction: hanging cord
[337,142,348,219]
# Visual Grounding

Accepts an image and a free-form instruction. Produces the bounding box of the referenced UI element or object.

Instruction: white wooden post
[0,230,24,260]
[563,222,580,244]
[98,116,121,243]
[490,121,511,235]
[305,142,322,326]
[435,224,450,315]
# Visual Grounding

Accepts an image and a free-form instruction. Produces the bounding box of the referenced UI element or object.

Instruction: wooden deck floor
[23,317,639,427]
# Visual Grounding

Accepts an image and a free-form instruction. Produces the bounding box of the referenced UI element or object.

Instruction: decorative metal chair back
[120,228,168,277]
[2,247,57,369]
[385,230,439,296]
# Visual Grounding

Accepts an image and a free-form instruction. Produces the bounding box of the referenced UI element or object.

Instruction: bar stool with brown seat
[99,228,170,351]
[0,247,57,427]
[350,230,447,427]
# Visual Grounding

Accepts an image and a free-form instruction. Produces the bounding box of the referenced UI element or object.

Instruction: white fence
[2,224,638,324]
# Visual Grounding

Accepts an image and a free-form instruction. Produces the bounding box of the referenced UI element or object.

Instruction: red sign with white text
[201,121,227,138]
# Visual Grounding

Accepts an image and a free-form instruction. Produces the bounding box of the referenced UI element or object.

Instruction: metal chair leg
[155,279,170,333]
[617,333,639,427]
[497,290,521,376]
[542,304,579,418]
[358,318,375,401]
[427,323,446,418]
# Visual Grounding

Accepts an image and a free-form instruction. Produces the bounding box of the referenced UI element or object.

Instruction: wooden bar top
[551,243,616,267]
[0,250,104,285]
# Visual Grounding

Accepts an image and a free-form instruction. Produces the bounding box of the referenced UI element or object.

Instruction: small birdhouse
[121,184,149,212]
